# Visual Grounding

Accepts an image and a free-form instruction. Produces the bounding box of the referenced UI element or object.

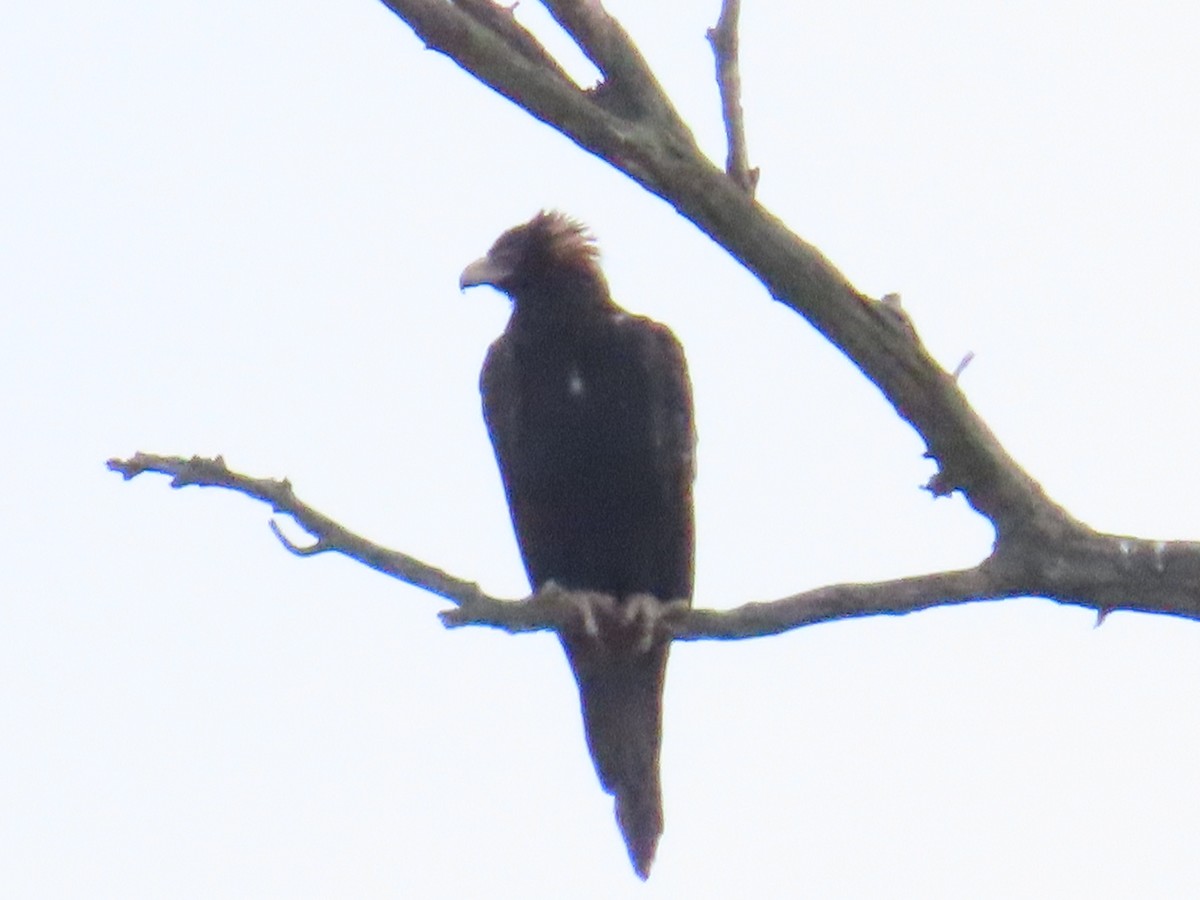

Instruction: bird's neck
[509,271,617,331]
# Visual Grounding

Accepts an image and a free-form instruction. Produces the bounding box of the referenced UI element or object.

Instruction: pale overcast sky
[5,2,1200,897]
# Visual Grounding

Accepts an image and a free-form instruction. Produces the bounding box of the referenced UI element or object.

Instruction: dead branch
[107,452,487,608]
[708,0,758,194]
[108,454,1200,635]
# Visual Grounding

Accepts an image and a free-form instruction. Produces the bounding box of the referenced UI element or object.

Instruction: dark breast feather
[480,312,695,603]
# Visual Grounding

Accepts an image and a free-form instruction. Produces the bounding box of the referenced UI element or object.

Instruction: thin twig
[707,0,758,194]
[952,351,975,379]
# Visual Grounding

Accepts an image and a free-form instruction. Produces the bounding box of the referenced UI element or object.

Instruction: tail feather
[561,635,668,879]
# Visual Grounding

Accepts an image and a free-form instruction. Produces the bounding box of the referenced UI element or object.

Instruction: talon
[553,587,607,641]
[619,594,643,626]
[577,593,601,638]
[625,593,661,654]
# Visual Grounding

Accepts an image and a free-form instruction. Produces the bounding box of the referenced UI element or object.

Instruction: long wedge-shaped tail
[561,636,669,879]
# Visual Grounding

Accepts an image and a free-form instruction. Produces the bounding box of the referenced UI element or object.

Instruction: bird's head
[460,211,607,306]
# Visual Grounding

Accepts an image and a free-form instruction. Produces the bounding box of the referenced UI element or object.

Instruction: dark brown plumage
[460,211,695,878]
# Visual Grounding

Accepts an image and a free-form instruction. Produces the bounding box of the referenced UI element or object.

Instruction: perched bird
[460,211,695,878]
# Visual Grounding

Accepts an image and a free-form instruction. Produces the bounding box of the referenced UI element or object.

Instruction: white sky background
[5,1,1200,896]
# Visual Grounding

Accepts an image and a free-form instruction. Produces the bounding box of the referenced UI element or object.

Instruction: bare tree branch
[107,452,488,607]
[108,454,1200,637]
[707,0,758,194]
[108,2,1200,643]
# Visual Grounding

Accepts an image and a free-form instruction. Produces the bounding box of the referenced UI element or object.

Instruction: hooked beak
[459,255,509,290]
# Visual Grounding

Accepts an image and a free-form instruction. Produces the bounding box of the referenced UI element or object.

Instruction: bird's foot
[621,592,663,654]
[537,581,616,641]
[538,584,686,654]
[568,590,614,640]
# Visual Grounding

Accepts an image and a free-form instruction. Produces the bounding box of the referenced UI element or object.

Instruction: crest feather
[527,210,600,270]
